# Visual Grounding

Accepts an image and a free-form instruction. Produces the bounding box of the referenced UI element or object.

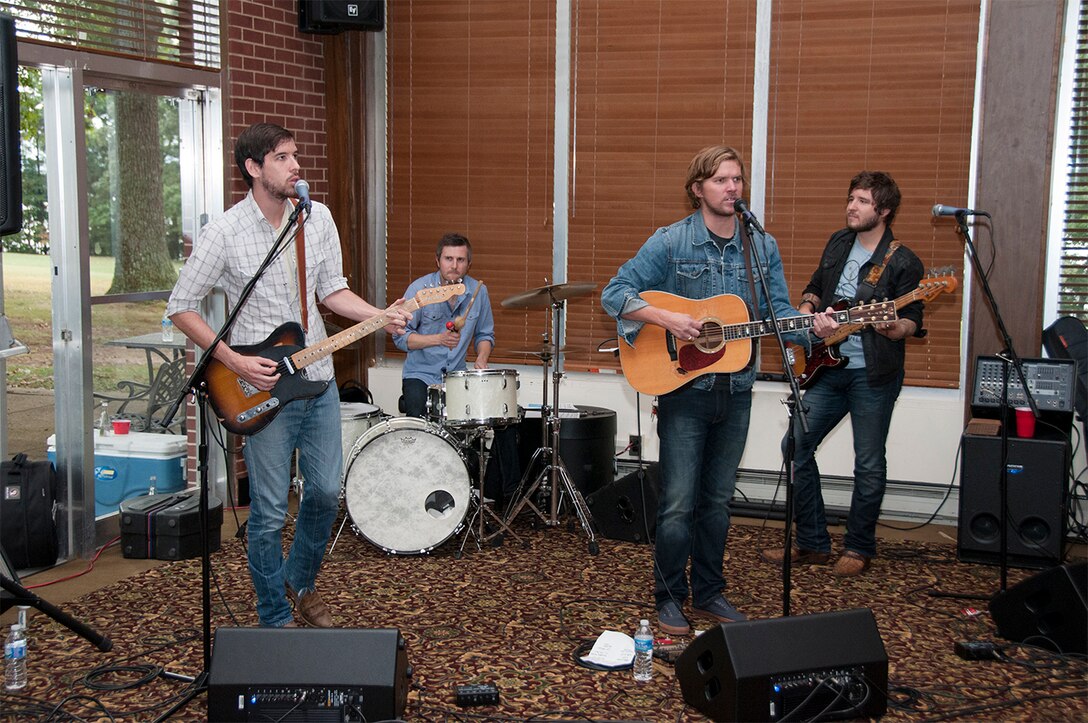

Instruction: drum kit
[328,280,600,557]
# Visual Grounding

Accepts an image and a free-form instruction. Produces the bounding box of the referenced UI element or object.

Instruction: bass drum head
[344,417,470,554]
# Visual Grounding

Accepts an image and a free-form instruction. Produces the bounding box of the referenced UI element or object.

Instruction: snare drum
[344,417,471,554]
[340,402,383,471]
[443,369,520,427]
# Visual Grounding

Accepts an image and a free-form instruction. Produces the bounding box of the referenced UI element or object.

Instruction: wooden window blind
[385,1,978,387]
[765,0,978,387]
[0,0,220,70]
[564,0,758,373]
[385,0,556,361]
[1060,1,1088,322]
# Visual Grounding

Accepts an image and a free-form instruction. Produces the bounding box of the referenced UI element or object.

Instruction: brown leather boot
[285,583,335,627]
[832,550,872,577]
[759,547,831,566]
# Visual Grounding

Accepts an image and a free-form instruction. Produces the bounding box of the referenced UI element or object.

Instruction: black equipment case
[0,453,58,569]
[120,490,223,561]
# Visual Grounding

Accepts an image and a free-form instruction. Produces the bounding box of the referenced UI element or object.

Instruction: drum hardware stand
[502,292,598,555]
[457,427,521,557]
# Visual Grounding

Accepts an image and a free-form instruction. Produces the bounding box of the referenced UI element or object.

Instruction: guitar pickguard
[237,377,260,398]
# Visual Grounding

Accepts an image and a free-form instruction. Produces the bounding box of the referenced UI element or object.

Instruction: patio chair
[94,356,187,434]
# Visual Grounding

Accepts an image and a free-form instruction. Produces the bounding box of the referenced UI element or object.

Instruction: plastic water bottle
[4,623,26,691]
[148,474,157,496]
[633,618,653,682]
[161,314,175,343]
[98,401,110,435]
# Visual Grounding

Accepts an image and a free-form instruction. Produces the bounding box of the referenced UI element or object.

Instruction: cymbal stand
[457,426,520,556]
[503,295,598,554]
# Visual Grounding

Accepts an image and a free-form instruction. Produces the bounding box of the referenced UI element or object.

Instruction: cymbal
[501,281,597,309]
[508,345,569,357]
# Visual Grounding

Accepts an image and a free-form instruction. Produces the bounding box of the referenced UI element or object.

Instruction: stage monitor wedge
[208,627,410,721]
[676,608,887,722]
[299,1,383,34]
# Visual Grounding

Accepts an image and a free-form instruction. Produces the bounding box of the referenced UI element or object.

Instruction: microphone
[294,179,311,209]
[733,199,766,235]
[932,203,988,217]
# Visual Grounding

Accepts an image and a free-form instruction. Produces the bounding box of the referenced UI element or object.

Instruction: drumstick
[452,281,483,331]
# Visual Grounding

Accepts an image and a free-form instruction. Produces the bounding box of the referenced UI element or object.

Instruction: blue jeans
[786,366,903,558]
[654,382,751,608]
[242,383,342,627]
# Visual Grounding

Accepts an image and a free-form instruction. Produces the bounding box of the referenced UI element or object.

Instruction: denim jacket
[601,210,805,393]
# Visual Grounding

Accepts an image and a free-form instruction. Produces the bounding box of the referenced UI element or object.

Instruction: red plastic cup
[1014,407,1035,438]
[111,419,131,435]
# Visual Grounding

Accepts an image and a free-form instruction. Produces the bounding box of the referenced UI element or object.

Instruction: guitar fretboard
[699,305,892,344]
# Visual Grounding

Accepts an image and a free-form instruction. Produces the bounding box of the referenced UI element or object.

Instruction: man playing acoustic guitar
[601,145,806,635]
[167,123,411,627]
[760,171,925,577]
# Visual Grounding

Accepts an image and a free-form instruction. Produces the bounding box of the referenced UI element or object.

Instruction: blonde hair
[685,145,749,208]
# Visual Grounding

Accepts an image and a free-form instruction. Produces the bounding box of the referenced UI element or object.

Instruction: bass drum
[344,417,471,554]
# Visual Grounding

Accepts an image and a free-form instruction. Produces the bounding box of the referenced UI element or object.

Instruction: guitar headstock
[849,300,898,324]
[415,283,466,307]
[917,269,958,301]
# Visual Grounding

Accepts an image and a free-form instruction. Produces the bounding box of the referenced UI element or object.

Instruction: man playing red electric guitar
[761,171,925,577]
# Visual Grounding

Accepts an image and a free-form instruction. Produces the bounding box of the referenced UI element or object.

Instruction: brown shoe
[285,583,335,627]
[832,550,872,577]
[759,547,831,566]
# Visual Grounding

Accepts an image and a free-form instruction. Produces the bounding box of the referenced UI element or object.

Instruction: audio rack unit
[971,356,1076,413]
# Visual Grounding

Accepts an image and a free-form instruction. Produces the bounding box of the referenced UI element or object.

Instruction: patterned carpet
[2,512,1085,722]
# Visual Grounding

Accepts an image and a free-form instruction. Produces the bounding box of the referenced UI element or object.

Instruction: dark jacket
[802,226,925,386]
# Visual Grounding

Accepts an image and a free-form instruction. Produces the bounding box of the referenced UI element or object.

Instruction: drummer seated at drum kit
[393,233,522,509]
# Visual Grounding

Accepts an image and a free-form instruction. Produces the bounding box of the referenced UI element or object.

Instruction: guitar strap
[855,235,899,303]
[738,221,760,369]
[293,202,309,333]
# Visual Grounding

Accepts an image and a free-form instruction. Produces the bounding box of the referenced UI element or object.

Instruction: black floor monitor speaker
[989,562,1087,656]
[676,608,888,722]
[958,431,1069,569]
[208,627,410,721]
[586,463,659,543]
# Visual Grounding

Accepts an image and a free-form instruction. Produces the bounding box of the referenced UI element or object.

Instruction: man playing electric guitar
[166,123,411,628]
[760,171,925,577]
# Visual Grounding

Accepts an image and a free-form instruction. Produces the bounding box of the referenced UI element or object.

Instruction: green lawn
[4,252,178,391]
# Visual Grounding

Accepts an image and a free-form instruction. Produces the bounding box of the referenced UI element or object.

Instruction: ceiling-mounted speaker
[298,1,383,34]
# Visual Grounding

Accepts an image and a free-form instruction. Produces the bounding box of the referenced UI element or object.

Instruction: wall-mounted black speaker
[989,562,1087,656]
[958,432,1069,569]
[0,14,22,237]
[208,627,410,721]
[675,608,888,722]
[586,463,658,544]
[298,1,383,34]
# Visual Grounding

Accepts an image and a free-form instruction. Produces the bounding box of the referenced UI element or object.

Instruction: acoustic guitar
[785,271,958,389]
[205,283,465,435]
[617,290,896,395]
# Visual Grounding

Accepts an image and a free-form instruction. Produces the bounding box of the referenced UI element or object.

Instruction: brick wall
[225,0,330,203]
[184,0,331,490]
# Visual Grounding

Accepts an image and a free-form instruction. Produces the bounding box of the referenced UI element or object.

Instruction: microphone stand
[153,201,309,719]
[931,211,1038,601]
[737,206,809,617]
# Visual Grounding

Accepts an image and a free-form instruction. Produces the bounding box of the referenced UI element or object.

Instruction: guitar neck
[720,307,876,342]
[288,299,422,371]
[821,290,923,346]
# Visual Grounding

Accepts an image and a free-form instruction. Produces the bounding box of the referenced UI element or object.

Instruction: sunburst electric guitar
[618,290,896,395]
[785,270,958,388]
[205,283,465,435]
